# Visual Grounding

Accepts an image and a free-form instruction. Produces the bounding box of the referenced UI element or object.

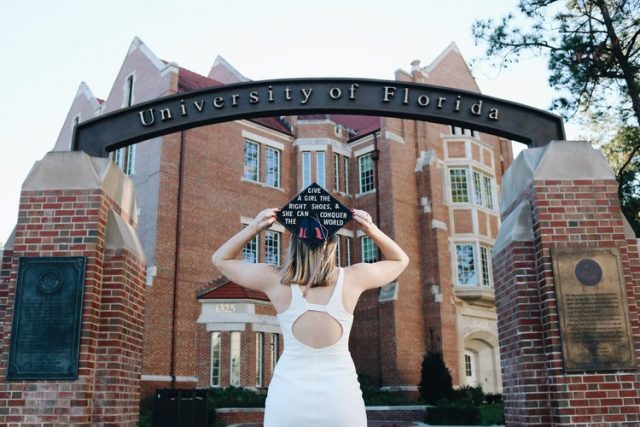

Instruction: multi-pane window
[265,147,280,188]
[449,169,469,203]
[473,172,483,206]
[334,153,340,191]
[302,152,312,188]
[455,244,476,286]
[345,237,351,266]
[114,75,136,175]
[483,176,494,210]
[271,334,279,371]
[455,243,494,287]
[114,145,136,176]
[361,236,378,263]
[230,332,241,386]
[210,332,221,387]
[264,231,280,266]
[344,157,350,194]
[243,140,259,182]
[336,236,342,266]
[480,245,493,287]
[359,153,374,194]
[256,333,264,387]
[243,232,258,263]
[316,152,326,188]
[465,353,473,377]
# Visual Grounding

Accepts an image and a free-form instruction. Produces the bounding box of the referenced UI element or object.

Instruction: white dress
[264,268,367,427]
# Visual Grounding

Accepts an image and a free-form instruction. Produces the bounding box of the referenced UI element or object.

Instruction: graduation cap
[276,183,352,249]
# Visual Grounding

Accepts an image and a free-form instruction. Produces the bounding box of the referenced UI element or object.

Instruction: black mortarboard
[276,183,352,249]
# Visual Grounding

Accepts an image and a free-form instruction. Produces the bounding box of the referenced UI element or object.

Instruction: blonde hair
[279,235,337,287]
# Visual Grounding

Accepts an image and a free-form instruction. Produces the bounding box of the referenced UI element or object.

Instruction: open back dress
[264,268,367,427]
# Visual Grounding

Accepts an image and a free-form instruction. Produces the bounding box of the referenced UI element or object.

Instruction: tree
[419,351,453,404]
[473,0,640,231]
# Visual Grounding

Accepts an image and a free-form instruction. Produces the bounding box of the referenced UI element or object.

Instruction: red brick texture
[494,179,640,426]
[0,185,146,425]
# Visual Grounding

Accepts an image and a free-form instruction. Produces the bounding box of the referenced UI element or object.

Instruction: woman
[212,207,409,427]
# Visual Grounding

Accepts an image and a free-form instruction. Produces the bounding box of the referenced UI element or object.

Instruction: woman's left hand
[351,209,376,233]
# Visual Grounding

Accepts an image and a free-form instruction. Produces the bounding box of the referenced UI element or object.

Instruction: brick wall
[495,142,640,426]
[0,152,146,425]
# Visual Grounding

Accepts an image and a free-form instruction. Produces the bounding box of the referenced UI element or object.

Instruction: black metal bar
[72,78,566,157]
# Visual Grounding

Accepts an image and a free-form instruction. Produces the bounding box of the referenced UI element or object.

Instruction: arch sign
[72,78,565,157]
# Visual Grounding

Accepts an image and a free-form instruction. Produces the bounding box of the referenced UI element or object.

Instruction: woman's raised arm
[345,209,409,292]
[211,208,280,292]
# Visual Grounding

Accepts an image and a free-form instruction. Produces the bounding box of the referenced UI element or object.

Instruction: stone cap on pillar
[105,210,146,262]
[22,151,138,227]
[501,140,615,216]
[494,200,534,255]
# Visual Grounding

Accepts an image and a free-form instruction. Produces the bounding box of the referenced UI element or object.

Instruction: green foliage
[474,1,640,235]
[419,351,453,404]
[358,374,415,405]
[479,404,506,425]
[484,392,503,405]
[207,386,266,423]
[427,399,479,425]
[599,126,640,233]
[473,0,640,122]
[450,384,485,406]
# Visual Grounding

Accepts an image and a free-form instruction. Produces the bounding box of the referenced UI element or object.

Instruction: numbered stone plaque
[552,248,635,372]
[8,257,86,380]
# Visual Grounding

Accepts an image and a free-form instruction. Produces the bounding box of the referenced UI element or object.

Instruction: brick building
[50,37,512,396]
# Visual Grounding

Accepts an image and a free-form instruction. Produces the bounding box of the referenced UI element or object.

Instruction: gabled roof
[198,277,269,302]
[176,66,292,135]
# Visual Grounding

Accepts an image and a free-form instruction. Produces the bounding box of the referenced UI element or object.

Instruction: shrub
[451,384,485,406]
[207,386,266,423]
[479,403,505,425]
[419,351,453,404]
[484,393,503,404]
[358,374,414,405]
[426,399,479,425]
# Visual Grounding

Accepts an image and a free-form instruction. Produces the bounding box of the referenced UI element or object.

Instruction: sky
[0,0,580,244]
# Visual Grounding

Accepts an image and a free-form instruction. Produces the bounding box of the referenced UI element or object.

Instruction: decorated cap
[276,183,352,249]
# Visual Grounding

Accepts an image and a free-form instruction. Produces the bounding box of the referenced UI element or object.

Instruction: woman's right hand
[249,208,280,234]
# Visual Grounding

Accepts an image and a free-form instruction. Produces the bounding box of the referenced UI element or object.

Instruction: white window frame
[336,236,342,266]
[358,153,375,194]
[230,331,241,386]
[344,157,350,194]
[361,236,378,263]
[455,243,477,286]
[334,153,340,191]
[449,168,469,204]
[256,332,264,387]
[265,146,281,188]
[473,171,484,206]
[243,140,260,182]
[243,232,259,263]
[271,333,279,371]
[464,351,477,385]
[264,230,280,266]
[210,331,221,387]
[345,237,352,266]
[480,245,493,288]
[316,151,326,188]
[302,151,312,188]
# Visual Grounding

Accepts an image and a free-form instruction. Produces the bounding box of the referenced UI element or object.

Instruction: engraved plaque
[7,257,86,380]
[552,248,635,372]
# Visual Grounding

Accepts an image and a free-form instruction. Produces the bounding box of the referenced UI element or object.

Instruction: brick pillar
[0,151,146,426]
[494,141,640,426]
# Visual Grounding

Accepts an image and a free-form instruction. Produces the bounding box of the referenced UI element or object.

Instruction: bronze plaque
[552,248,635,372]
[7,257,86,380]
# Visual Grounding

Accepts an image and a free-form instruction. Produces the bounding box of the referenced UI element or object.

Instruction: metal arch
[72,78,565,157]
